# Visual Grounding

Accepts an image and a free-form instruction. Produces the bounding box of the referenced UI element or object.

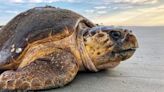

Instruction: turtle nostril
[110,31,121,40]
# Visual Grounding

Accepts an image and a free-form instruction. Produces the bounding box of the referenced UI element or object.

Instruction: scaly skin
[0,49,78,90]
[0,27,82,90]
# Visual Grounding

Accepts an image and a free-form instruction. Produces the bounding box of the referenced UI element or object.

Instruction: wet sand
[45,26,164,92]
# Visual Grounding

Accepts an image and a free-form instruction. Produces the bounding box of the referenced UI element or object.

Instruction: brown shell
[0,6,95,66]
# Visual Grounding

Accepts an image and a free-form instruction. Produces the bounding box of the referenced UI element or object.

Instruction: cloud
[1,0,163,26]
[97,11,107,14]
[93,5,164,26]
[122,5,164,26]
[0,10,19,14]
[103,0,159,5]
[5,10,19,14]
[94,6,107,9]
[9,0,75,3]
[10,0,24,3]
[85,9,94,13]
[111,6,133,10]
[85,9,107,15]
[9,0,159,4]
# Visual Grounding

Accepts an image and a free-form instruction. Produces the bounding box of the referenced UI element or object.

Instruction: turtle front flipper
[0,49,78,90]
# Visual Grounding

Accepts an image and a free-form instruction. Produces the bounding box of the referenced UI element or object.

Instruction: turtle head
[83,26,138,70]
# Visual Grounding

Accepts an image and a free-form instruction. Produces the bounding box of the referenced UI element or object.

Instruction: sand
[44,26,164,92]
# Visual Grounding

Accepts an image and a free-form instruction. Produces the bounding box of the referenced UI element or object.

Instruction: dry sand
[44,26,164,92]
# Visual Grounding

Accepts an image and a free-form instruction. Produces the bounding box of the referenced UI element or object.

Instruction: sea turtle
[0,6,138,90]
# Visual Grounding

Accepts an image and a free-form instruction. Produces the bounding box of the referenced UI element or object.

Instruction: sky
[0,0,164,26]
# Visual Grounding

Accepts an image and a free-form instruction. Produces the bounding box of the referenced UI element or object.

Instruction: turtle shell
[0,6,95,66]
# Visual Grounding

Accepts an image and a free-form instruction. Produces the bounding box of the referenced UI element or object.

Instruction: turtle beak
[110,29,138,61]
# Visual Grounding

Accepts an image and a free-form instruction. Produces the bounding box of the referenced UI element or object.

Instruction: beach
[0,0,164,91]
[44,26,164,92]
[0,26,163,92]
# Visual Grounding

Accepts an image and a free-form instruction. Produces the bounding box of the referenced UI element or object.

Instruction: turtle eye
[110,31,121,41]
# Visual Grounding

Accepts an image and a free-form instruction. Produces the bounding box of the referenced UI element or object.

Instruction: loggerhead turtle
[0,6,138,90]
